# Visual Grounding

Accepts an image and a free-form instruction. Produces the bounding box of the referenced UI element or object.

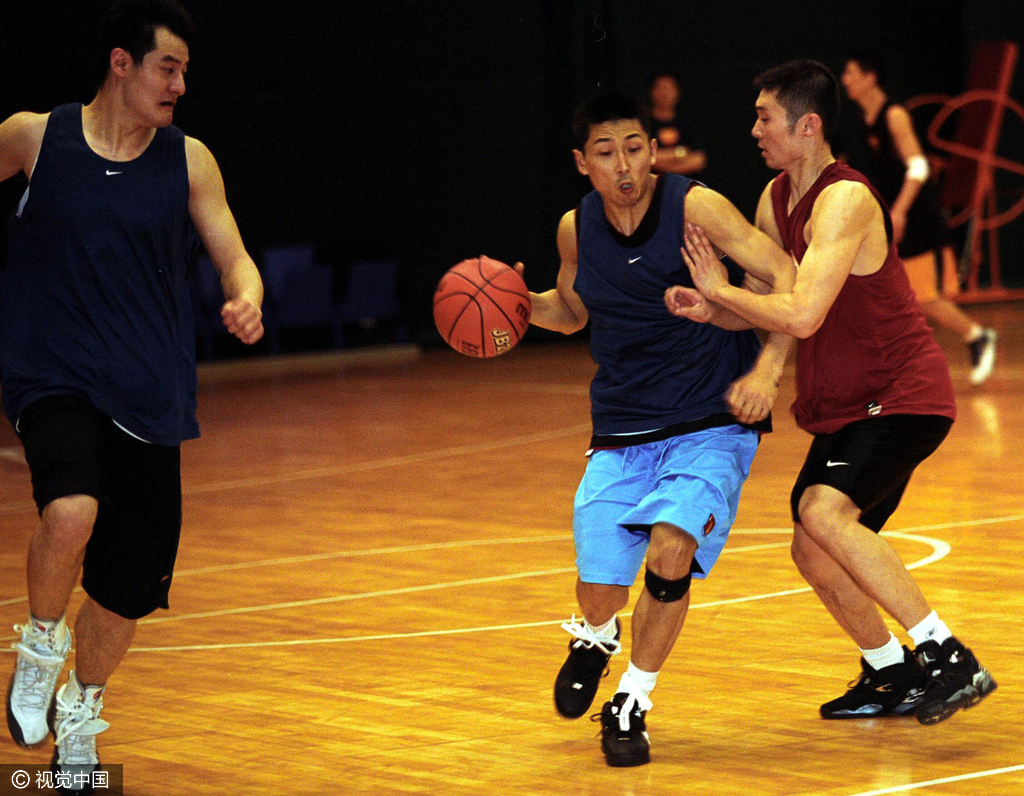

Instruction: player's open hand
[664,285,714,323]
[222,298,264,344]
[681,222,729,298]
[726,368,778,424]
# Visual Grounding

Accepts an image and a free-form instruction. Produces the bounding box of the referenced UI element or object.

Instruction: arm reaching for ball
[518,211,588,335]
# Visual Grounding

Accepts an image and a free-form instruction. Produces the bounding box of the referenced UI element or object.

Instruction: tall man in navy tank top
[521,93,795,767]
[667,60,996,726]
[0,1,264,785]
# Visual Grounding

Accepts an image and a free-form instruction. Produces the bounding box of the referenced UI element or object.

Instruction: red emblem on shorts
[703,514,716,536]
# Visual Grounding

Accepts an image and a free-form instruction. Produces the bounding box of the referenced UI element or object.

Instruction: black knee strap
[645,567,691,603]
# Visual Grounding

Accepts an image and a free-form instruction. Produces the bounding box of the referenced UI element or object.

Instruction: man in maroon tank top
[665,59,995,726]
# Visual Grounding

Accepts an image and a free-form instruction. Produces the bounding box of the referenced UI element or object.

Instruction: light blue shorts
[573,425,759,586]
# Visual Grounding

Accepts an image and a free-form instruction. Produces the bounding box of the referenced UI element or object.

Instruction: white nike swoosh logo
[628,256,642,264]
[826,461,849,467]
[105,170,123,176]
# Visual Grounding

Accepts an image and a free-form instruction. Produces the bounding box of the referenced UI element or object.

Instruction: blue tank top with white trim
[574,174,763,436]
[1,103,199,444]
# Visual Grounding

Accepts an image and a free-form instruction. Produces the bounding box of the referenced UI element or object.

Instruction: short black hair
[572,92,652,151]
[753,59,841,143]
[94,0,195,88]
[848,48,887,88]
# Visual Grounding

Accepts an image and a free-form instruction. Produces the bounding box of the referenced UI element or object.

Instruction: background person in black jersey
[647,72,708,176]
[840,50,997,385]
[0,1,263,789]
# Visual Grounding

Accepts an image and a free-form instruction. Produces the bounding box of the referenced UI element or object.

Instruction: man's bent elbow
[787,314,823,339]
[562,317,588,335]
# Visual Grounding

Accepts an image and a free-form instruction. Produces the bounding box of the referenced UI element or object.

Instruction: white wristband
[906,155,930,182]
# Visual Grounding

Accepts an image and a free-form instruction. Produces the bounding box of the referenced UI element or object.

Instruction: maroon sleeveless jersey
[770,161,956,434]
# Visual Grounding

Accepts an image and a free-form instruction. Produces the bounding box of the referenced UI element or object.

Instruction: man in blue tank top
[0,1,264,784]
[521,93,794,767]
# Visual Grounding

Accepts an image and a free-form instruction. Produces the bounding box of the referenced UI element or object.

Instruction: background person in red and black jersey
[840,49,997,385]
[647,72,707,176]
[666,59,996,726]
[0,0,264,787]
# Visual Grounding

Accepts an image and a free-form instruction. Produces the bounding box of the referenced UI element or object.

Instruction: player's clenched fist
[664,285,715,323]
[221,298,264,344]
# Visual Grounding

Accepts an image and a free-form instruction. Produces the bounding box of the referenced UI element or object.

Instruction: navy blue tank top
[1,103,198,444]
[574,174,764,437]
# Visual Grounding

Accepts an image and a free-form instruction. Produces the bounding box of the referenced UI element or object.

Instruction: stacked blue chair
[262,244,343,354]
[338,258,406,343]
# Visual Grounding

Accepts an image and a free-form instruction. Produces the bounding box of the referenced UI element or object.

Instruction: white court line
[129,618,579,652]
[0,422,593,515]
[183,423,592,495]
[1,511,1014,609]
[883,532,950,570]
[0,534,573,607]
[121,533,946,652]
[886,514,1024,533]
[0,530,777,607]
[172,534,574,577]
[140,541,792,625]
[848,764,1024,796]
[139,567,578,624]
[148,519,975,579]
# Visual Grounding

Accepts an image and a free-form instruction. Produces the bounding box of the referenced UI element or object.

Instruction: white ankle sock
[617,661,659,698]
[908,611,952,647]
[860,632,904,670]
[585,616,618,640]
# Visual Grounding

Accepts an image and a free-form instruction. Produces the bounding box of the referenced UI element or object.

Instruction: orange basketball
[433,256,532,358]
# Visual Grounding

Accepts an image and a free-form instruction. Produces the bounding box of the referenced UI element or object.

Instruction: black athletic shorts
[18,395,183,619]
[790,414,953,533]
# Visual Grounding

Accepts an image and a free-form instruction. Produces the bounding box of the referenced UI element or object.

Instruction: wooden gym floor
[1,303,1022,795]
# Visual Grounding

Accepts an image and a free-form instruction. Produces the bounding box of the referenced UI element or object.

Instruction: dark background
[2,0,1022,349]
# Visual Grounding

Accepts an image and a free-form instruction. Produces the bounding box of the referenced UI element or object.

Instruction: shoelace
[11,624,68,709]
[613,691,653,732]
[560,615,622,656]
[915,647,970,697]
[12,623,67,658]
[916,649,943,680]
[54,689,109,766]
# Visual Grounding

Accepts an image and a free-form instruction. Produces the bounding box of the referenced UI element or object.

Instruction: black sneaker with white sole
[914,636,997,725]
[820,647,926,719]
[594,691,651,767]
[554,616,621,719]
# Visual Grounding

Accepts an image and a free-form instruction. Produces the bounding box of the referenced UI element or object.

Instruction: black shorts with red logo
[18,395,182,619]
